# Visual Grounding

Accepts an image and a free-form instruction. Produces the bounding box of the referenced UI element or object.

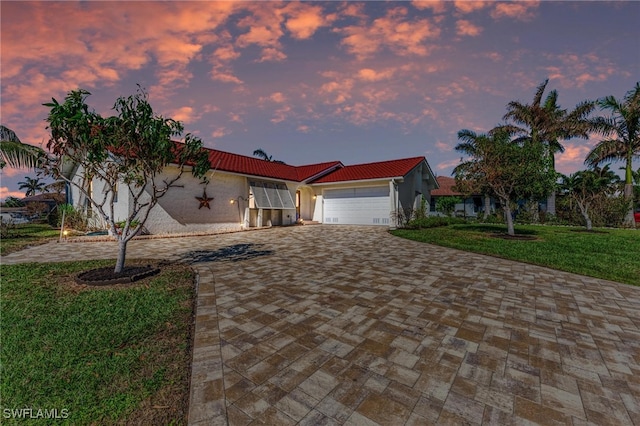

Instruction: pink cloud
[356,68,396,82]
[454,1,490,14]
[555,142,593,175]
[211,127,230,139]
[491,2,540,21]
[436,158,462,171]
[412,1,448,14]
[170,106,199,124]
[435,141,452,152]
[284,3,335,40]
[337,6,441,60]
[0,187,26,200]
[456,19,483,37]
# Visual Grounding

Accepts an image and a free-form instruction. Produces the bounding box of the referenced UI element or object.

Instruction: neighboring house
[430,176,495,218]
[67,145,438,234]
[22,193,65,216]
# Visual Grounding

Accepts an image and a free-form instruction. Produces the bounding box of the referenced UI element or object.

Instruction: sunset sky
[1,1,638,200]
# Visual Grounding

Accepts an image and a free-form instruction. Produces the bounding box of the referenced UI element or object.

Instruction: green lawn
[392,224,640,286]
[0,223,61,255]
[1,260,194,425]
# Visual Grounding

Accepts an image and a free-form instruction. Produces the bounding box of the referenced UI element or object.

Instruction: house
[67,145,438,234]
[430,176,494,218]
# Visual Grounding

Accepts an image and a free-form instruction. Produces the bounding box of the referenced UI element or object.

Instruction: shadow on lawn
[180,243,274,263]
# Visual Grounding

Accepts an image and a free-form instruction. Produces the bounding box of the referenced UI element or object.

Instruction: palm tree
[0,125,44,169]
[18,176,46,197]
[586,82,640,227]
[500,79,596,216]
[252,148,286,164]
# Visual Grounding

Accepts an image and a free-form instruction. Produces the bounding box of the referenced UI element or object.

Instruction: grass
[0,223,61,255]
[1,259,195,425]
[392,223,640,286]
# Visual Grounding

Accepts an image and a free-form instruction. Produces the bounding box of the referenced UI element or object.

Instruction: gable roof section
[310,156,426,184]
[204,147,342,182]
[431,176,462,196]
[177,142,431,185]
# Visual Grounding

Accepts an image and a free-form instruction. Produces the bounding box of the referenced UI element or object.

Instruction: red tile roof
[185,142,427,184]
[311,157,426,183]
[431,176,462,196]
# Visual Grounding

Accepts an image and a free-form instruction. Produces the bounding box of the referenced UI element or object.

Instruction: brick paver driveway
[3,225,639,425]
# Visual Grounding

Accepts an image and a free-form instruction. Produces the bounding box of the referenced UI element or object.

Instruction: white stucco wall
[141,167,247,234]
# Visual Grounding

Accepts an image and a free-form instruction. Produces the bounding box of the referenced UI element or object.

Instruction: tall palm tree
[586,82,640,227]
[18,176,46,197]
[0,125,44,169]
[500,79,596,215]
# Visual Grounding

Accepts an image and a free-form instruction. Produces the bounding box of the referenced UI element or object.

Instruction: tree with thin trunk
[43,88,210,273]
[500,79,596,216]
[560,165,620,231]
[18,176,46,197]
[454,128,552,236]
[0,125,45,170]
[586,82,640,228]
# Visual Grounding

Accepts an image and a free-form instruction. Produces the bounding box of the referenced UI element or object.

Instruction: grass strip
[392,224,640,286]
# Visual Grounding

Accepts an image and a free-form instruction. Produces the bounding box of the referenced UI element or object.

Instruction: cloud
[356,68,396,82]
[337,6,441,60]
[491,2,540,21]
[454,1,490,14]
[456,20,482,37]
[435,141,452,152]
[411,1,447,14]
[211,127,230,139]
[284,3,336,40]
[170,106,199,124]
[0,187,25,200]
[555,142,593,174]
[543,52,619,89]
[436,158,462,171]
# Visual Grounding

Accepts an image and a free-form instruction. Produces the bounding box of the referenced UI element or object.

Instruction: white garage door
[323,186,391,225]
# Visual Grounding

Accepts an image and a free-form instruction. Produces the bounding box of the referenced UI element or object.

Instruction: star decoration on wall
[196,189,213,209]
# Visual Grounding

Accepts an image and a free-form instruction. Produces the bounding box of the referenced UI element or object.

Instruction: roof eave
[310,176,405,186]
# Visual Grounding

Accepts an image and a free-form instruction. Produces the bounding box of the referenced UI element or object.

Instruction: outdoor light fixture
[312,195,317,200]
[232,196,250,204]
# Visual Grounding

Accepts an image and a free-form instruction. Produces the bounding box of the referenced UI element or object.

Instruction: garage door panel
[323,187,390,225]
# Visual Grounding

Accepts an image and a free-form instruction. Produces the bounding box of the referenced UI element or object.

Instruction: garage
[323,186,391,225]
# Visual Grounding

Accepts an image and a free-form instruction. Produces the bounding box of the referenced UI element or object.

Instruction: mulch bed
[76,265,160,286]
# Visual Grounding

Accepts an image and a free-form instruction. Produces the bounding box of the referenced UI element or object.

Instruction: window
[249,181,295,209]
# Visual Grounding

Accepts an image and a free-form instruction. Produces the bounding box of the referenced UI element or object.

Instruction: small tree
[18,176,46,196]
[435,196,461,217]
[560,166,620,231]
[454,128,553,236]
[43,88,210,273]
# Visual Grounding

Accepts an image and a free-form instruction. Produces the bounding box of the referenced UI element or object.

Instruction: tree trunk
[623,183,636,228]
[577,202,592,231]
[529,199,539,223]
[483,194,491,220]
[504,204,515,236]
[115,239,127,273]
[547,191,556,216]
